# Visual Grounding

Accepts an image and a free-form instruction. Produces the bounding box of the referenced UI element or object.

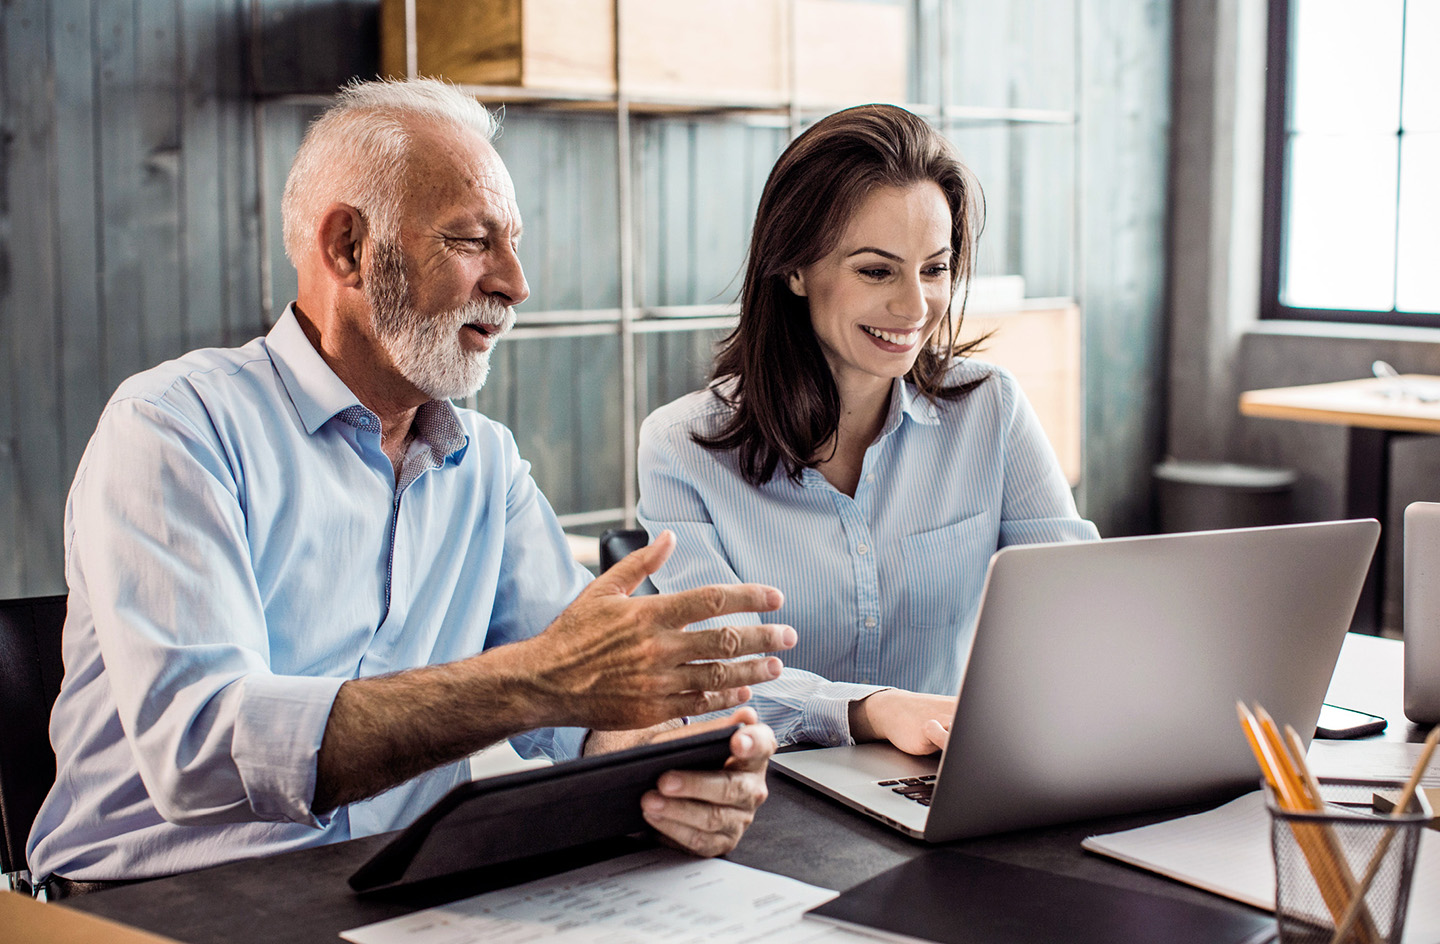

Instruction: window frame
[1260,0,1436,328]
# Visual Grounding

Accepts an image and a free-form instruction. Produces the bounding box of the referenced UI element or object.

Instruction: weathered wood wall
[0,0,1170,596]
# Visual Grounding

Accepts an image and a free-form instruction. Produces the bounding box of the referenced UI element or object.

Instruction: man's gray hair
[281,78,499,265]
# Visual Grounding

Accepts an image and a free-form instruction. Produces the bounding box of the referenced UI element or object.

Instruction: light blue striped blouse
[637,360,1100,747]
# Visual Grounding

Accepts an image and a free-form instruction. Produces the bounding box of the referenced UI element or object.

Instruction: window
[1262,0,1440,326]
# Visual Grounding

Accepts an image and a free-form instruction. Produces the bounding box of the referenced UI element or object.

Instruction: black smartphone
[1314,703,1387,739]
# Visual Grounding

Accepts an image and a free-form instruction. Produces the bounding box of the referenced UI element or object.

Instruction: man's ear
[786,271,807,297]
[317,204,367,288]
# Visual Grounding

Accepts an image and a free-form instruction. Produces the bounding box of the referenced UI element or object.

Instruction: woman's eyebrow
[844,246,951,261]
[845,247,901,261]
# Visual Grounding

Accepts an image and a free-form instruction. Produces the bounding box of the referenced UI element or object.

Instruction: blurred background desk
[1241,375,1440,635]
[62,635,1418,944]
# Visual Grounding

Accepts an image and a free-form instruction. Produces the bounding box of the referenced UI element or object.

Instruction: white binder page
[340,848,872,944]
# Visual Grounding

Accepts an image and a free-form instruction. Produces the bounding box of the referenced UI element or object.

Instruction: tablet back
[349,725,736,891]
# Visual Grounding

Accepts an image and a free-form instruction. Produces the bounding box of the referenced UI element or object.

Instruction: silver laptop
[769,519,1380,842]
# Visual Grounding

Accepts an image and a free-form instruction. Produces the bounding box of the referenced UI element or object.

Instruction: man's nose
[480,245,529,307]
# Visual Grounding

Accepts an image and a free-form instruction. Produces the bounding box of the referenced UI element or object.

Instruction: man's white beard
[365,241,515,401]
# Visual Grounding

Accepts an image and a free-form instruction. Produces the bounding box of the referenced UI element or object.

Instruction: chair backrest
[0,595,67,881]
[597,529,657,595]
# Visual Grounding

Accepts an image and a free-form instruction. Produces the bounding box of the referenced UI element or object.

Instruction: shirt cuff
[510,725,587,764]
[232,673,347,827]
[800,682,893,746]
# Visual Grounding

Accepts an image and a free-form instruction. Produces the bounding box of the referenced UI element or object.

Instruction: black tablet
[348,724,740,892]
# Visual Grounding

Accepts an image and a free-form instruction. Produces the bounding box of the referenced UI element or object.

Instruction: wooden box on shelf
[379,0,906,107]
[793,0,907,107]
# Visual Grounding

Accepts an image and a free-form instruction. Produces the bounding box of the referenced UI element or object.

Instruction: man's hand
[507,530,796,730]
[849,690,955,755]
[634,709,775,857]
[315,532,792,812]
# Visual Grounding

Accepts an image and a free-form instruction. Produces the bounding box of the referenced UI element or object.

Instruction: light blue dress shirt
[28,307,590,882]
[638,361,1099,747]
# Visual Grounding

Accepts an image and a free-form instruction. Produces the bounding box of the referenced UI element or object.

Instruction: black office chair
[0,594,67,895]
[598,528,658,595]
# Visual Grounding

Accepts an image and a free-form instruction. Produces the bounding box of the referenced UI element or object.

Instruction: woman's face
[789,181,953,400]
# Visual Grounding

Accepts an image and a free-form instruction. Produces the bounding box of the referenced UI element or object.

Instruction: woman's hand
[849,689,956,755]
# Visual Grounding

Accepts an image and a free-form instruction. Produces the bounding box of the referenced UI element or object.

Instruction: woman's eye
[924,265,951,277]
[858,268,891,279]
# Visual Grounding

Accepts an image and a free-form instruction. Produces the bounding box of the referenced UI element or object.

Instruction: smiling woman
[635,104,1099,756]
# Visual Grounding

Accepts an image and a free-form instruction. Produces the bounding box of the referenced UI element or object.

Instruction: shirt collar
[266,305,366,435]
[265,304,469,464]
[886,376,941,435]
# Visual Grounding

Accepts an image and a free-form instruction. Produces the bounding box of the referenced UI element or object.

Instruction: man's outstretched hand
[510,530,796,730]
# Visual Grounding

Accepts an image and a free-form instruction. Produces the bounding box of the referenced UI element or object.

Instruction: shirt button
[866,473,875,483]
[864,617,877,629]
[857,544,869,555]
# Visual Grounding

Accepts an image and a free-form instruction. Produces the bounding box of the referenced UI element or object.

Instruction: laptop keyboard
[878,775,938,806]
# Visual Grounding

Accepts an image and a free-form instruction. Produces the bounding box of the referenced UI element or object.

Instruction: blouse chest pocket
[898,513,994,631]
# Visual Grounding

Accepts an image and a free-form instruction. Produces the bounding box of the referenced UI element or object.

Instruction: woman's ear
[786,271,807,297]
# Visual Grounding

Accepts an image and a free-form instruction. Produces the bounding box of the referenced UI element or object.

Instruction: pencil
[1326,724,1440,944]
[1238,703,1377,944]
[1283,724,1380,944]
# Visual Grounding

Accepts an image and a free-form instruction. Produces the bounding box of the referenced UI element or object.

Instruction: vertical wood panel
[181,0,230,351]
[1,0,64,595]
[53,0,104,472]
[95,0,146,387]
[137,0,184,359]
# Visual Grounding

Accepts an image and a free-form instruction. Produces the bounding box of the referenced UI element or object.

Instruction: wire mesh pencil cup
[1267,792,1427,944]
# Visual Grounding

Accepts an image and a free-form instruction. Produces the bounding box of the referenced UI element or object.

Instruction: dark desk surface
[65,634,1423,943]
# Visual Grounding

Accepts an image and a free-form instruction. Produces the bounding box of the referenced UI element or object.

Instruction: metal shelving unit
[253,0,1083,537]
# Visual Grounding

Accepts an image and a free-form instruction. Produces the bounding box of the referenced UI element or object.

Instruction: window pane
[1283,133,1398,311]
[1404,0,1440,132]
[1291,0,1403,133]
[1397,132,1440,312]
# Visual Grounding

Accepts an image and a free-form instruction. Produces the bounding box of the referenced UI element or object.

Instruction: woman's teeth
[862,325,917,345]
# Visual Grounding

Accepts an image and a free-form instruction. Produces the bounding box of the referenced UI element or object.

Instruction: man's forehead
[404,123,521,229]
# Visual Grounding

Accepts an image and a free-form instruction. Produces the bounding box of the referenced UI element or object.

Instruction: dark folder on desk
[806,851,1275,944]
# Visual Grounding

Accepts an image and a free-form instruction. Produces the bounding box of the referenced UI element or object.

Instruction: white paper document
[1308,740,1440,788]
[340,848,873,944]
[1082,791,1440,944]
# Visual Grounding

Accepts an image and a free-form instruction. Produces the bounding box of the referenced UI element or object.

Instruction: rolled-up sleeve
[71,397,340,828]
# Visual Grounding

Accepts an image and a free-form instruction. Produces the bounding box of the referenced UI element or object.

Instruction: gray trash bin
[1153,459,1297,533]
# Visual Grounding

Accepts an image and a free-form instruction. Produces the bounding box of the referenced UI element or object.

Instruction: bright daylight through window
[1266,0,1440,323]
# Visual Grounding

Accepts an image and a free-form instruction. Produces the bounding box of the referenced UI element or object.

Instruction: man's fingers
[590,529,676,596]
[923,718,950,751]
[723,721,776,774]
[642,799,746,858]
[673,623,796,663]
[668,656,783,694]
[650,582,785,627]
[650,708,759,745]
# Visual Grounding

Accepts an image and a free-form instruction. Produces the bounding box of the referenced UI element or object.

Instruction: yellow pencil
[1327,725,1440,944]
[1238,703,1376,944]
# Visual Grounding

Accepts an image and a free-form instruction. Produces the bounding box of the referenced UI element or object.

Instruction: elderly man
[27,78,794,895]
